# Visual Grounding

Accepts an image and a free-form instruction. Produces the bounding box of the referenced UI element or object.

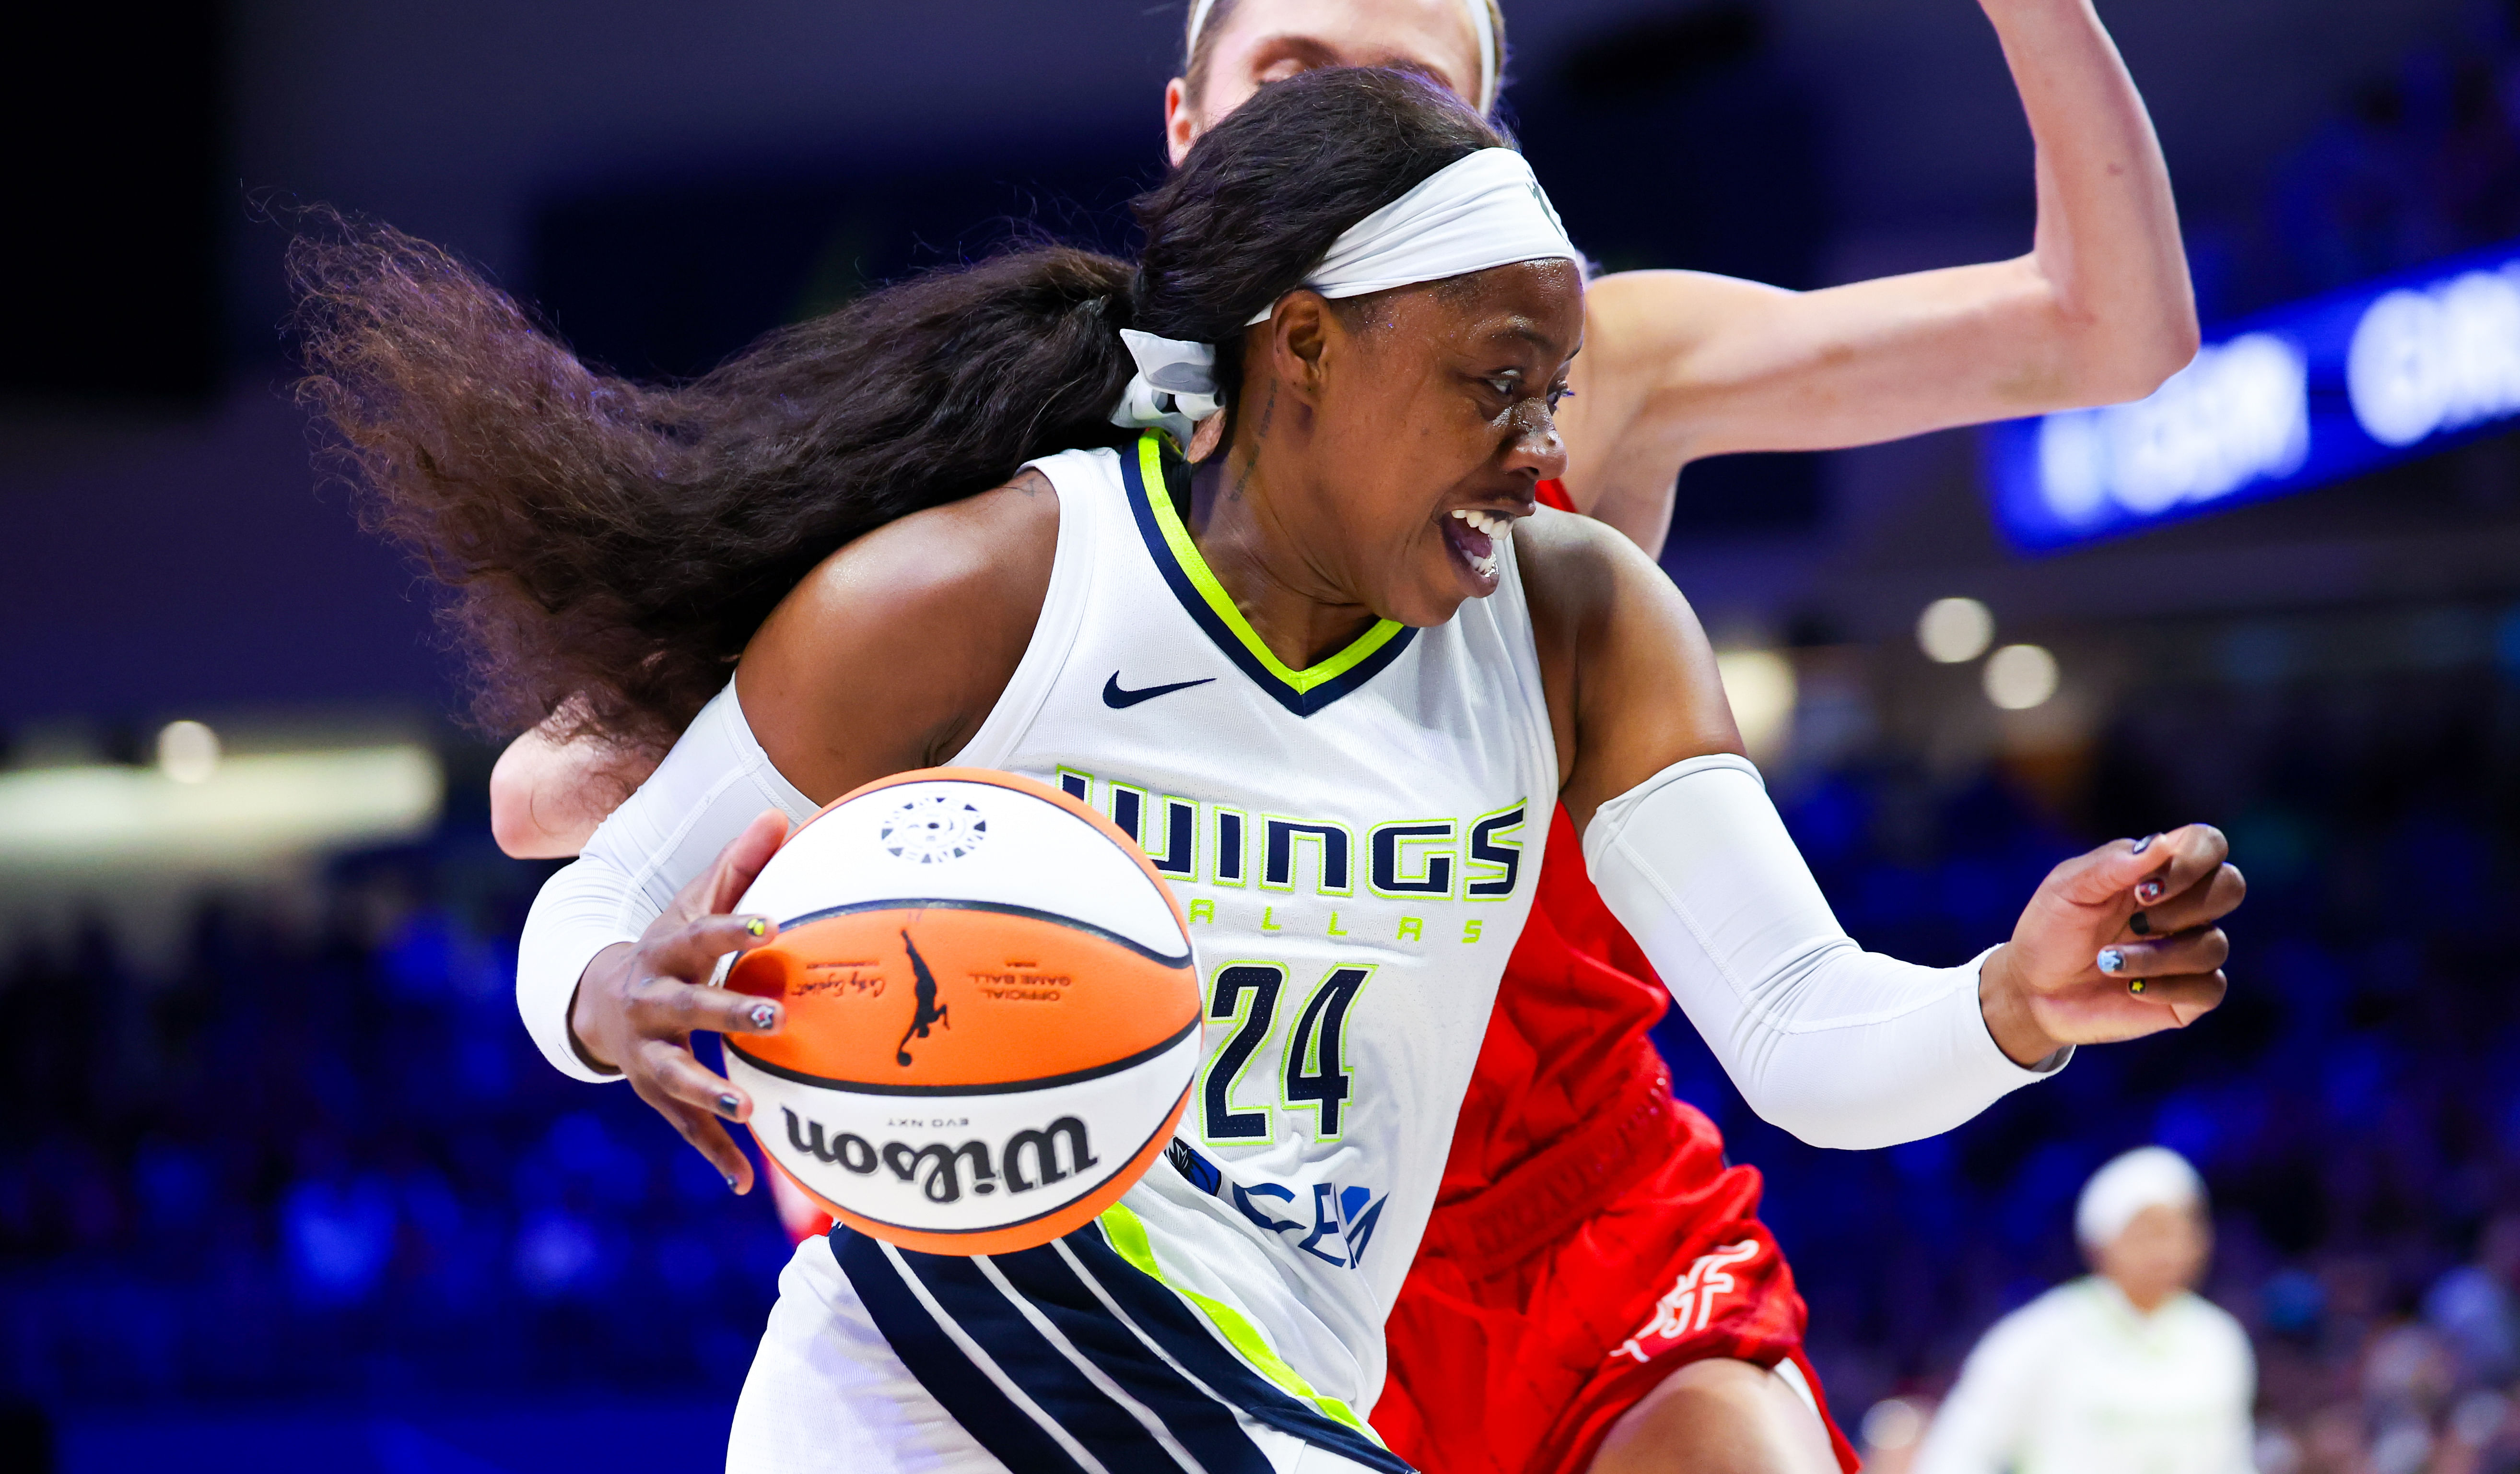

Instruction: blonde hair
[1181,0,1507,113]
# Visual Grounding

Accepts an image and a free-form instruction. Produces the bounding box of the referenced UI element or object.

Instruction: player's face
[2093,1202,2212,1310]
[1259,258,1579,629]
[1165,0,1485,166]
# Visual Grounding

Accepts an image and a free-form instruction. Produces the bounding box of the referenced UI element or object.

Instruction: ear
[1268,292,1336,403]
[1163,79,1198,168]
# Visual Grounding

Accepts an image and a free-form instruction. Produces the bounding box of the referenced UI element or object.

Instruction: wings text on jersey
[1057,767,1525,900]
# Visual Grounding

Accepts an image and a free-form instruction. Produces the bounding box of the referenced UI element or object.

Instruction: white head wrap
[2075,1146,2205,1250]
[1110,147,1578,445]
[1240,148,1573,323]
[1186,0,1499,113]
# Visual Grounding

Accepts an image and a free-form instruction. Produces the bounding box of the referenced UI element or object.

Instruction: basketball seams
[769,896,1195,969]
[727,1016,1199,1097]
[731,903,1195,1085]
[978,780,1194,943]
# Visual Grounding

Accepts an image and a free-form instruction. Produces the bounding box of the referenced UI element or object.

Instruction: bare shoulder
[739,470,1061,800]
[1511,503,1742,824]
[1512,502,1668,649]
[773,468,1058,631]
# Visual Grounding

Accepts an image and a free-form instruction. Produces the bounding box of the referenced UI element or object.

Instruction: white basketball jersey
[949,433,1556,1415]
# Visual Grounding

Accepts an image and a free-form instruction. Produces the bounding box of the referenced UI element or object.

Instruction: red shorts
[1371,806,1860,1474]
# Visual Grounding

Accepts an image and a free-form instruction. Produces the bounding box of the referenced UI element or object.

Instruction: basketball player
[479,3,2199,1471]
[299,68,2239,1474]
[1913,1147,2252,1474]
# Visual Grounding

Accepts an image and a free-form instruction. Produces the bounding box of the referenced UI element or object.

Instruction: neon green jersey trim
[1133,434,1408,696]
[1096,1201,1384,1442]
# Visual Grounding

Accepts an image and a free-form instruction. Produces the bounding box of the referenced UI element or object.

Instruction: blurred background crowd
[9,642,2517,1472]
[6,0,2520,1469]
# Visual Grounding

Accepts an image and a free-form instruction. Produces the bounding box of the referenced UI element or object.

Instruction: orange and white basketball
[723,768,1196,1256]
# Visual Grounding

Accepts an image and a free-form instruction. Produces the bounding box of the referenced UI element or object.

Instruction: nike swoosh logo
[1103,673,1216,709]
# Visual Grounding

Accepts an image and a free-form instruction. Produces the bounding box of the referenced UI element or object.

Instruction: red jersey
[1371,479,1858,1474]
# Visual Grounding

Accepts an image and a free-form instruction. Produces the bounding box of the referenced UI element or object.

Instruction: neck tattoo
[1231,381,1278,503]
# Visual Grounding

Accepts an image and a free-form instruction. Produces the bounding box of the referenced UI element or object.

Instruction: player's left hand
[1978,825,2244,1066]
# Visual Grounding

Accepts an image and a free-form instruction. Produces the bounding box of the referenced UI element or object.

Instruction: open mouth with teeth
[1442,507,1514,586]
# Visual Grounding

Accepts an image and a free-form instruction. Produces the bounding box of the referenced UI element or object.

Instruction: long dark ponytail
[293,67,1504,752]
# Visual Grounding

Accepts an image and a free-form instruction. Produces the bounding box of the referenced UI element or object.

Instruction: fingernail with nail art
[723,1172,739,1191]
[747,1002,778,1031]
[2129,911,2151,935]
[717,1092,742,1118]
[2132,834,2157,854]
[2136,880,2165,904]
[2129,978,2149,995]
[744,916,769,938]
[2097,947,2126,975]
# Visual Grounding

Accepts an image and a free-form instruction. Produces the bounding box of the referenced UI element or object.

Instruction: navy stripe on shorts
[833,1224,1415,1474]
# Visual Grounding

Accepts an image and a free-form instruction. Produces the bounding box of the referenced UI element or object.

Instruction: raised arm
[1523,510,2241,1146]
[1559,0,2198,552]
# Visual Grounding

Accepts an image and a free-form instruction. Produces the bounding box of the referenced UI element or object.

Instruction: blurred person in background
[2428,1212,2520,1394]
[1913,1147,2253,1474]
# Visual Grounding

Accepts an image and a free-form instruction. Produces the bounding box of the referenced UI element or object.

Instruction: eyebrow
[1488,323,1582,361]
[1237,33,1471,99]
[1239,34,1348,75]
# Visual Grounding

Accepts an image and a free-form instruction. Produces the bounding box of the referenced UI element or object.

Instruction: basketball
[721,767,1197,1256]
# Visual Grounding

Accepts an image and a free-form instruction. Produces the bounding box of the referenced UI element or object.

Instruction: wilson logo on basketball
[783,1108,1100,1205]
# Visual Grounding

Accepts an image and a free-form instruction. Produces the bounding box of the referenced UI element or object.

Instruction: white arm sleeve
[515,683,820,1083]
[1583,753,2063,1150]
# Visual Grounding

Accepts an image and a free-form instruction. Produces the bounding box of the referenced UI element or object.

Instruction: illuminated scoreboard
[1982,239,2520,550]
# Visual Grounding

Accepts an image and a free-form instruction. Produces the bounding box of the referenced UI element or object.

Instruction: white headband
[1187,0,1499,113]
[2075,1146,2204,1249]
[1241,148,1571,324]
[1111,148,1578,446]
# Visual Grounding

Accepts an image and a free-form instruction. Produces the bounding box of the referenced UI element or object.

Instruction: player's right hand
[567,808,791,1192]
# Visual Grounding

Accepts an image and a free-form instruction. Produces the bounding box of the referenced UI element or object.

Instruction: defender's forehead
[1206,0,1484,103]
